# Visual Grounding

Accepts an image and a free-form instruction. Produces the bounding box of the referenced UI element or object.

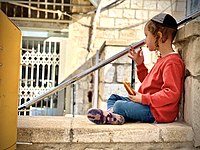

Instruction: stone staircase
[17,115,196,150]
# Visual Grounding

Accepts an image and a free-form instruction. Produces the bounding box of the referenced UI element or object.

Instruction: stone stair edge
[17,115,194,144]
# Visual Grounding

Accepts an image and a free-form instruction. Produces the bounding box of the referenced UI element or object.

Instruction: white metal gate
[19,37,60,116]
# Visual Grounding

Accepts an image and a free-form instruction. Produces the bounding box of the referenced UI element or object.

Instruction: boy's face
[144,26,156,51]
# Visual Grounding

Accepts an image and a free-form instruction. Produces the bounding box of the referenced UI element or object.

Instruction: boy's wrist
[136,62,145,67]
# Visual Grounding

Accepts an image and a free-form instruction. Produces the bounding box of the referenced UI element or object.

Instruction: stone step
[17,115,195,150]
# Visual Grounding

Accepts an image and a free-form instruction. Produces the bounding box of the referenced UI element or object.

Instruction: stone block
[185,21,200,38]
[100,9,108,17]
[101,0,116,8]
[115,18,129,27]
[75,90,85,103]
[156,122,194,142]
[111,123,160,142]
[72,116,160,143]
[131,0,143,9]
[144,1,157,10]
[157,1,171,11]
[119,29,138,40]
[115,0,131,9]
[108,9,123,18]
[17,116,195,149]
[183,37,200,76]
[104,64,115,83]
[104,39,131,46]
[96,30,119,39]
[114,54,132,64]
[75,103,91,115]
[184,77,200,147]
[123,9,136,19]
[175,27,185,42]
[104,46,127,61]
[72,116,111,143]
[102,83,127,100]
[176,21,200,41]
[77,81,90,91]
[128,19,144,30]
[17,116,71,143]
[135,10,149,20]
[99,17,115,28]
[149,11,163,19]
[184,77,193,125]
[116,64,132,82]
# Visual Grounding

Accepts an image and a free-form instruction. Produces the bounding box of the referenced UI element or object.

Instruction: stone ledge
[176,20,200,41]
[17,115,194,149]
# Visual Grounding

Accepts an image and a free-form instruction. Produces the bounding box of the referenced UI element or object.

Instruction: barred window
[0,0,71,20]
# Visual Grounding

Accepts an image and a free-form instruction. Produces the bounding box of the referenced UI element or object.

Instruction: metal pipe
[18,10,200,110]
[18,39,145,110]
[177,10,200,27]
[72,83,76,117]
[93,50,99,108]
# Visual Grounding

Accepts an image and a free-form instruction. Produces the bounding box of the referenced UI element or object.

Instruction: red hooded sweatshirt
[137,53,184,123]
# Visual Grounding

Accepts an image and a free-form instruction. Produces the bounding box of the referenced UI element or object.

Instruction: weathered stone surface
[178,21,200,40]
[110,123,160,143]
[108,8,123,18]
[184,77,200,147]
[116,64,132,82]
[104,46,128,61]
[72,116,111,143]
[73,116,189,143]
[103,83,127,100]
[131,0,143,9]
[135,10,148,20]
[17,116,71,143]
[157,1,171,10]
[17,116,195,150]
[175,20,200,148]
[177,36,200,77]
[99,17,115,28]
[114,54,132,64]
[96,30,119,39]
[123,9,136,19]
[143,1,157,10]
[103,64,115,83]
[156,122,194,142]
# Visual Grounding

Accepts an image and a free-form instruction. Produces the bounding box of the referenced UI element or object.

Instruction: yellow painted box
[0,10,21,150]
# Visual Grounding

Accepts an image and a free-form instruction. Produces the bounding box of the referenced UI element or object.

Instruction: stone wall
[64,56,96,115]
[98,44,133,109]
[68,0,186,76]
[175,20,200,147]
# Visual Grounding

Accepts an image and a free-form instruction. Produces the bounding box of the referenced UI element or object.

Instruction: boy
[87,13,184,125]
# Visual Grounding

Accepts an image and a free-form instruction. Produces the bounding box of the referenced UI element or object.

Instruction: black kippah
[151,13,177,29]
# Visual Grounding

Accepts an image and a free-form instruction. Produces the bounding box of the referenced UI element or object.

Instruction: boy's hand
[128,91,142,103]
[128,47,144,65]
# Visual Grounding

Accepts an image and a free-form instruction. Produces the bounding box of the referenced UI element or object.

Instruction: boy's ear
[157,31,162,40]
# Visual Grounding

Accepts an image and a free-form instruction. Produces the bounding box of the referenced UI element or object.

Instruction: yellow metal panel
[0,10,21,150]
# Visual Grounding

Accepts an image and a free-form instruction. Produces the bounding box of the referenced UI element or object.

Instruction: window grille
[0,0,71,21]
[19,37,60,116]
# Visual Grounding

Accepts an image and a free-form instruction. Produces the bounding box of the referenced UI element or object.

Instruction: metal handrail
[18,10,200,110]
[18,39,145,110]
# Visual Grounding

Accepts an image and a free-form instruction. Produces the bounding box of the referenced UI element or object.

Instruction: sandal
[87,108,125,125]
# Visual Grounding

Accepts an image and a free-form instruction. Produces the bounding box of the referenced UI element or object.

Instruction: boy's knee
[108,94,119,101]
[109,94,117,98]
[113,101,124,113]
